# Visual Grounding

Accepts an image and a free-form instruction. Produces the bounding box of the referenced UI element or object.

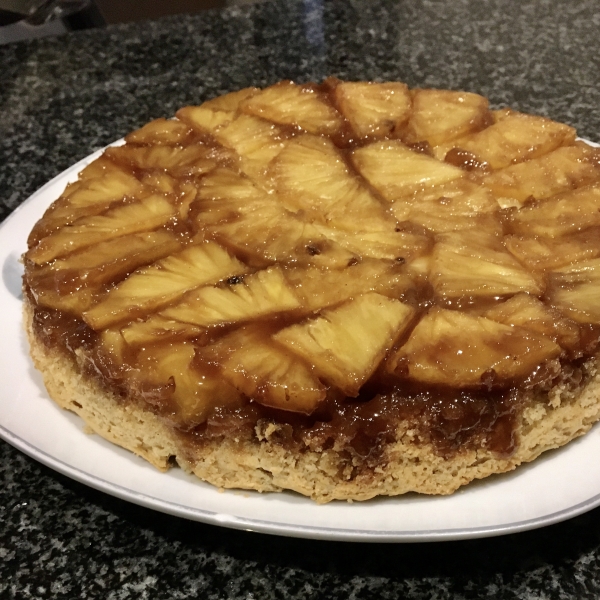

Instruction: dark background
[1,1,600,597]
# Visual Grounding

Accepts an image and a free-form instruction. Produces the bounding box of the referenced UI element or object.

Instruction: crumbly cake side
[25,300,600,503]
[24,301,180,471]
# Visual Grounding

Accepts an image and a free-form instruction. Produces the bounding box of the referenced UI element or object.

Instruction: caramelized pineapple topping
[24,79,600,459]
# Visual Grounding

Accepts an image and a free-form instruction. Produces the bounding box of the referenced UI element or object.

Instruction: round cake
[23,78,600,502]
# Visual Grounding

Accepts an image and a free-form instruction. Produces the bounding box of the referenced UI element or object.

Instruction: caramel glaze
[444,147,491,174]
[24,78,600,466]
[27,283,600,465]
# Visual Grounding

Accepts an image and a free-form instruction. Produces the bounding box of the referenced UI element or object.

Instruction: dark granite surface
[1,0,600,597]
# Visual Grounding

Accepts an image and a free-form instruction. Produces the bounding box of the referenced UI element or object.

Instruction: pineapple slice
[172,180,197,220]
[96,327,129,379]
[285,260,414,312]
[48,230,180,275]
[104,144,230,177]
[333,81,411,139]
[196,169,355,268]
[241,81,342,135]
[161,266,301,327]
[315,224,430,261]
[125,118,193,146]
[505,229,600,271]
[211,212,356,268]
[83,242,247,329]
[391,179,494,220]
[216,114,284,156]
[484,293,580,351]
[548,258,600,324]
[273,293,414,395]
[29,287,95,316]
[212,325,326,413]
[214,114,287,180]
[396,180,501,234]
[29,170,147,244]
[176,106,235,135]
[175,87,260,133]
[272,134,394,231]
[406,205,500,236]
[482,143,600,206]
[404,254,431,281]
[508,183,600,238]
[135,342,242,428]
[352,140,464,201]
[196,166,262,207]
[409,205,502,235]
[121,315,206,347]
[65,170,144,207]
[27,231,181,315]
[78,155,133,180]
[403,88,491,147]
[176,88,260,136]
[201,87,259,112]
[140,171,178,194]
[388,307,561,387]
[430,231,543,298]
[139,173,198,219]
[410,178,497,210]
[435,110,576,169]
[27,194,176,265]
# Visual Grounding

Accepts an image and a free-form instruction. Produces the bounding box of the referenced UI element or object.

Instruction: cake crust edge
[24,299,600,503]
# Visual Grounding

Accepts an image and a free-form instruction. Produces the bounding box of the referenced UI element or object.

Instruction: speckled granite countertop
[2,0,600,597]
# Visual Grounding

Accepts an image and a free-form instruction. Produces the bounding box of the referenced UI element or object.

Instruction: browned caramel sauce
[187,388,520,461]
[28,286,599,462]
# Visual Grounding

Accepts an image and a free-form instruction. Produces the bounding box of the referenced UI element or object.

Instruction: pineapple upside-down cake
[23,79,600,502]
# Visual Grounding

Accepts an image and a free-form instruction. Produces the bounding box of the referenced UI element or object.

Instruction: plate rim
[4,418,600,543]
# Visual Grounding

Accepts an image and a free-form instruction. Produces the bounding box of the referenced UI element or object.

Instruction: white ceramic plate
[3,146,600,543]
